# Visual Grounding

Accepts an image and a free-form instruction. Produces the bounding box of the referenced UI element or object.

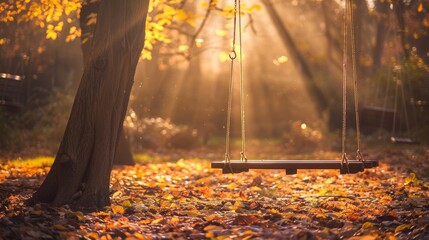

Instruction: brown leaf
[53,224,68,231]
[249,176,262,187]
[234,214,260,225]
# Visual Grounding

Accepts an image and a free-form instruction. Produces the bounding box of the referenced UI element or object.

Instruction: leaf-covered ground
[0,146,428,239]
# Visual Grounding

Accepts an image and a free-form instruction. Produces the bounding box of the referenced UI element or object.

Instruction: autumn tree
[27,0,149,210]
[0,0,263,209]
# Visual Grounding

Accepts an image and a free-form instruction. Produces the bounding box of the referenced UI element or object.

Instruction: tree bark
[394,1,409,59]
[79,0,135,166]
[30,0,149,210]
[372,0,389,70]
[321,0,341,65]
[261,0,329,113]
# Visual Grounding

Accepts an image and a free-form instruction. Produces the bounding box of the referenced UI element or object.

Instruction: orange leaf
[395,224,412,233]
[111,205,124,214]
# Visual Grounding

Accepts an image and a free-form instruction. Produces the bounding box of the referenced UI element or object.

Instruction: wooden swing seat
[390,137,418,144]
[211,159,379,174]
[0,73,24,108]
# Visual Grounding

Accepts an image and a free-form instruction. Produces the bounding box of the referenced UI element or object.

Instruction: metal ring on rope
[229,50,237,60]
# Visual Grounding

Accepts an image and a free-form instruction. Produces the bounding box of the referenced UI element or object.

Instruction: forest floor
[0,144,428,239]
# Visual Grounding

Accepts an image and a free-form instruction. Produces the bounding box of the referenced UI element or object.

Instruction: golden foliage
[1,0,261,60]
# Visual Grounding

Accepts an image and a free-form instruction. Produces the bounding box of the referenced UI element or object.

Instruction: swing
[361,4,418,144]
[211,0,379,175]
[0,52,29,108]
[0,73,25,108]
[390,74,418,144]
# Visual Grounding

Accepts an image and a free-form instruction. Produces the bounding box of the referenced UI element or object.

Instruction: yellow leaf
[141,49,152,60]
[151,218,164,224]
[175,9,187,21]
[111,205,124,214]
[69,26,77,34]
[395,224,412,233]
[186,18,196,27]
[122,200,132,208]
[162,194,174,200]
[249,4,261,12]
[112,190,122,198]
[404,173,418,186]
[54,22,63,31]
[171,216,180,223]
[86,12,97,26]
[164,6,176,15]
[46,30,57,40]
[319,189,332,196]
[134,232,146,239]
[227,182,239,189]
[361,222,374,229]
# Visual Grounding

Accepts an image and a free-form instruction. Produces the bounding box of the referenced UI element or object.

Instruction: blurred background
[0,0,428,159]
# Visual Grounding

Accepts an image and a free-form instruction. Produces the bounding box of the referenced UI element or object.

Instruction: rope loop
[341,153,350,173]
[225,153,231,163]
[356,149,364,162]
[240,152,247,162]
[229,50,237,60]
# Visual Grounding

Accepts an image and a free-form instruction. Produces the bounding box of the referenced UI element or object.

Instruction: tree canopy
[0,0,261,61]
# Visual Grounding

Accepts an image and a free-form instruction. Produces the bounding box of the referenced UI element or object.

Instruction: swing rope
[225,0,364,169]
[225,0,247,163]
[341,0,349,168]
[349,0,364,162]
[238,0,247,161]
[342,0,365,169]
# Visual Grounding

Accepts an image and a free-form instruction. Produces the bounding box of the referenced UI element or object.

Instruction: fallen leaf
[404,173,418,186]
[361,222,374,229]
[111,205,124,214]
[234,214,260,225]
[394,223,413,233]
[53,224,68,231]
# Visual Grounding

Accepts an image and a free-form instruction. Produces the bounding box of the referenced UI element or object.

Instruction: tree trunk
[80,0,135,166]
[321,0,341,65]
[394,1,409,59]
[114,131,135,165]
[30,0,149,210]
[372,0,389,71]
[261,0,328,113]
